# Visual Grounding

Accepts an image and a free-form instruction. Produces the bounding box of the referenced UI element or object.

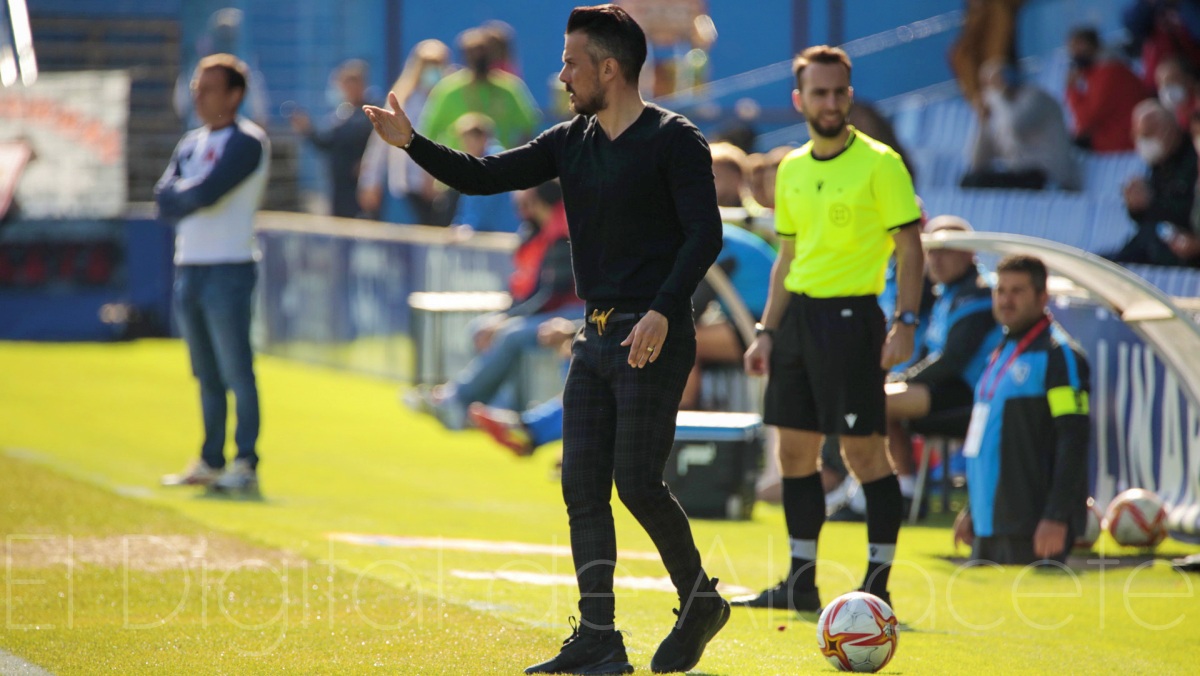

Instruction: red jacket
[1066,61,1153,153]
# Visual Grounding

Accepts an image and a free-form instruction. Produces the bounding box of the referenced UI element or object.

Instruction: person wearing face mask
[1065,26,1151,152]
[1107,99,1200,266]
[358,39,451,224]
[289,60,376,219]
[962,58,1081,191]
[1155,57,1200,131]
[417,27,541,151]
[1122,0,1200,92]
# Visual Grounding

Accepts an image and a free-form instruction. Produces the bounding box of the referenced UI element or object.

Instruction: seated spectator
[885,216,1004,516]
[450,113,522,233]
[1155,56,1200,132]
[1122,0,1200,91]
[1107,99,1200,266]
[962,59,1081,191]
[410,181,582,429]
[953,254,1091,565]
[1065,26,1152,152]
[469,317,578,456]
[681,221,775,410]
[290,59,375,218]
[745,146,791,246]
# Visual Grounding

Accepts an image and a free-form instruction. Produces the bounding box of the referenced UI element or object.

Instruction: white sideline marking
[450,570,752,595]
[328,533,661,561]
[0,649,53,676]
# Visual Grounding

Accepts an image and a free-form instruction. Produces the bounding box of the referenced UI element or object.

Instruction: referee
[737,45,924,612]
[365,6,726,675]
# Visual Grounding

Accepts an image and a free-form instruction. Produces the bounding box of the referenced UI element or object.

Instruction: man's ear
[792,89,802,113]
[602,57,618,82]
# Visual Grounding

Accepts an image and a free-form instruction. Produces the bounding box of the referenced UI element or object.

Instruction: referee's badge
[829,203,851,226]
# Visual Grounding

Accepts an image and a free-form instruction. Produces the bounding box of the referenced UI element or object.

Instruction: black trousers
[561,312,703,629]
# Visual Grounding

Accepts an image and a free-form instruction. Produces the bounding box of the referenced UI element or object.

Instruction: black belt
[586,307,644,335]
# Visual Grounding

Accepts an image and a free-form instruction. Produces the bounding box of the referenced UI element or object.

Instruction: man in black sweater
[364,5,726,675]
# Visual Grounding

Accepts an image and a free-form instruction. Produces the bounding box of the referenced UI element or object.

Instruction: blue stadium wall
[31,0,1129,127]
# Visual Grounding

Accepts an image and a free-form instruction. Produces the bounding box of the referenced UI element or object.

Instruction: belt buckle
[589,307,614,336]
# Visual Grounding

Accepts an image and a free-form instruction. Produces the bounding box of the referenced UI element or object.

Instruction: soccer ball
[1105,488,1168,548]
[1074,497,1103,549]
[816,591,898,673]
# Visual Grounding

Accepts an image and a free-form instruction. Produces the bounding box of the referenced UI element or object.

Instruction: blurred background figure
[949,0,1027,113]
[962,58,1080,191]
[1154,56,1200,131]
[1065,25,1151,152]
[418,26,540,150]
[173,8,269,128]
[358,39,452,224]
[289,59,375,218]
[1109,99,1200,266]
[1122,0,1200,90]
[408,180,580,430]
[448,113,522,233]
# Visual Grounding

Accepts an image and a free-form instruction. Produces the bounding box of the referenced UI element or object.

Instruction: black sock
[861,474,902,595]
[782,473,825,590]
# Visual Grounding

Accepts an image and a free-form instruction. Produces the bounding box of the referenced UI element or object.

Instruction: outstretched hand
[363,91,415,149]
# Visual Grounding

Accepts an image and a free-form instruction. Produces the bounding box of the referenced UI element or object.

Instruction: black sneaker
[730,580,821,612]
[650,577,730,674]
[524,618,633,675]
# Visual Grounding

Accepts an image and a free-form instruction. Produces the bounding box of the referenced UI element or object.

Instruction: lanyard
[978,314,1051,403]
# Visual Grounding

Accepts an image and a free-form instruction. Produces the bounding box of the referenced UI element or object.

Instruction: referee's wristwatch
[893,310,919,328]
[754,322,775,339]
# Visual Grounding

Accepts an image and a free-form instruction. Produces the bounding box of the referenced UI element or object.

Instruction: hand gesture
[363,91,415,149]
[620,310,668,368]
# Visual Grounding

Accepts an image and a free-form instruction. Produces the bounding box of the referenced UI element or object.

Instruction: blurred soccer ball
[1074,497,1103,549]
[1105,488,1168,548]
[816,591,898,673]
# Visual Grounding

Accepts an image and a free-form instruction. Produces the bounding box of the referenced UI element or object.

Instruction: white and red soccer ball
[1105,488,1168,548]
[1074,497,1103,549]
[816,591,898,673]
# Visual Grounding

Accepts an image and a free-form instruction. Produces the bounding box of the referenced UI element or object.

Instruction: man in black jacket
[364,5,726,675]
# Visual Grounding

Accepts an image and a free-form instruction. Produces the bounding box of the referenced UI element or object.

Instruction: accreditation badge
[961,402,990,458]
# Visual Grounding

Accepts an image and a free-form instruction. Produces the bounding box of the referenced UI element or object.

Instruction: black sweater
[408,103,722,317]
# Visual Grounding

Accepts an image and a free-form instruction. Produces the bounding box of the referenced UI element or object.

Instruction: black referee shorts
[764,293,886,436]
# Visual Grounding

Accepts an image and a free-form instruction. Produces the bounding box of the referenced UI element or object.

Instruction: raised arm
[364,92,557,196]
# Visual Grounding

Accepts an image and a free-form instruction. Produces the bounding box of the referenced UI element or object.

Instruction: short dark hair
[996,254,1048,294]
[566,4,647,84]
[196,53,249,94]
[793,45,852,90]
[1068,26,1100,49]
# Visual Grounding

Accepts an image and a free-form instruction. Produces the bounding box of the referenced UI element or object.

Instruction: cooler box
[665,411,763,520]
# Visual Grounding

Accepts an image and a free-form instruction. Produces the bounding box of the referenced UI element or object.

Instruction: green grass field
[2,339,1198,675]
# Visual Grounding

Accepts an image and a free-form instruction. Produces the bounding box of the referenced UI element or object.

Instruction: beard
[809,112,848,139]
[567,79,606,116]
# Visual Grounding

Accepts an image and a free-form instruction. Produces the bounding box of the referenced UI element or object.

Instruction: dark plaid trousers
[561,312,706,630]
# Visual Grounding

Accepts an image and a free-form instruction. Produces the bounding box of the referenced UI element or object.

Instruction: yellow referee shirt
[774,127,920,298]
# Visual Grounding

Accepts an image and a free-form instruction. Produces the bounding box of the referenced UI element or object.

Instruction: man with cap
[885,216,1005,510]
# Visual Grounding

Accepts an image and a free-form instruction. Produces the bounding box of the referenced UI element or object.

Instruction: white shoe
[210,459,259,494]
[161,460,221,487]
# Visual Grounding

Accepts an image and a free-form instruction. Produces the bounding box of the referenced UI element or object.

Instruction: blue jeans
[174,263,259,469]
[445,308,581,410]
[522,395,565,448]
